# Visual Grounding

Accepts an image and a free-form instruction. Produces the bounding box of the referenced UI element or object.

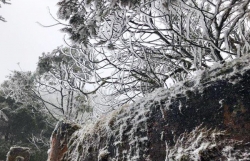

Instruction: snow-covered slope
[49,55,250,161]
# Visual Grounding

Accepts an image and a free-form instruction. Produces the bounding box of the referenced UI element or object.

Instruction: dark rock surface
[49,55,250,160]
[6,147,30,161]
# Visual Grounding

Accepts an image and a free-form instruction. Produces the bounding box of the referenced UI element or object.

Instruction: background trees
[0,94,53,161]
[1,47,93,122]
[54,0,250,109]
[36,47,93,121]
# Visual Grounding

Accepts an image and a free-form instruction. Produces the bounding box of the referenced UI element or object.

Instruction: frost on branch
[55,0,250,109]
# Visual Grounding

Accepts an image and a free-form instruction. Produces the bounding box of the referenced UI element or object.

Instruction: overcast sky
[0,0,65,82]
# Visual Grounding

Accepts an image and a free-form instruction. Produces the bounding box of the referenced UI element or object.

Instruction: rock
[47,120,81,161]
[6,147,30,161]
[48,55,250,160]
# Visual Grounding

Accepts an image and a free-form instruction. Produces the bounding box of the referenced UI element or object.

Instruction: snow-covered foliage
[56,0,250,109]
[98,147,110,161]
[65,101,151,160]
[1,71,36,106]
[166,126,250,161]
[0,47,94,122]
[166,53,250,97]
[36,47,93,121]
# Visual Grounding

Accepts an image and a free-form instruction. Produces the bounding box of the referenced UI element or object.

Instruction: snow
[222,145,250,161]
[65,95,151,160]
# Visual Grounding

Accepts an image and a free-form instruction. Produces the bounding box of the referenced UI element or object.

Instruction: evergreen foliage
[0,95,54,161]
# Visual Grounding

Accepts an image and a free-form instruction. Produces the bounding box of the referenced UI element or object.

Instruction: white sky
[0,0,65,82]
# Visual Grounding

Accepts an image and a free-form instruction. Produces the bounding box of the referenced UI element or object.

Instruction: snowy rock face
[52,55,250,160]
[47,121,81,161]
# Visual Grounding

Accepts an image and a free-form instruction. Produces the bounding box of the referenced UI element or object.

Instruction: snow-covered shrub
[166,125,250,161]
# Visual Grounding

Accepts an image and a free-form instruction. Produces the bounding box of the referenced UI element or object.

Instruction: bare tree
[36,47,93,121]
